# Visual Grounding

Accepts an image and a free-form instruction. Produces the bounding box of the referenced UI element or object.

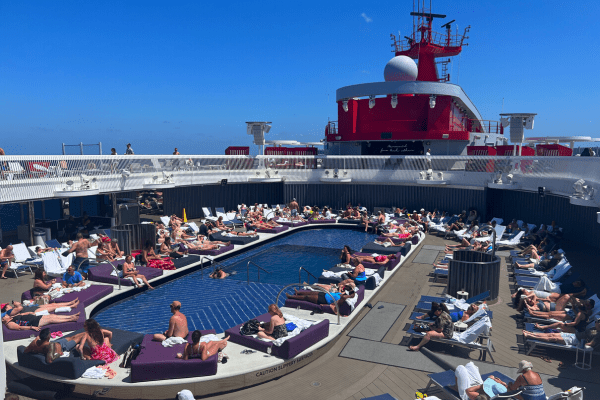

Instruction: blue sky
[1,0,599,155]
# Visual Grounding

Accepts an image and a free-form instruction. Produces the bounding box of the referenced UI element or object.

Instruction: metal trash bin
[33,228,47,247]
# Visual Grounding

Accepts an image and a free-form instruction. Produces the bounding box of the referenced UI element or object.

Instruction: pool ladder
[298,266,318,285]
[246,261,271,284]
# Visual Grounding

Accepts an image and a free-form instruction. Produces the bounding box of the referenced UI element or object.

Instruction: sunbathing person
[108,238,125,258]
[1,299,80,318]
[153,301,189,341]
[209,267,229,279]
[512,288,571,312]
[310,280,356,293]
[25,328,85,363]
[2,311,80,332]
[76,319,118,364]
[156,228,167,245]
[374,238,406,247]
[96,242,116,262]
[286,285,356,315]
[177,330,230,360]
[529,298,594,329]
[445,216,466,232]
[523,316,600,349]
[122,255,154,289]
[450,362,508,400]
[408,303,453,351]
[214,216,232,231]
[35,246,57,256]
[221,230,257,237]
[62,265,86,288]
[257,304,288,341]
[344,258,368,284]
[160,237,186,258]
[141,241,163,265]
[415,302,450,320]
[31,269,57,299]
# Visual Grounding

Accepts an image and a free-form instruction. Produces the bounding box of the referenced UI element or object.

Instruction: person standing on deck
[289,198,299,217]
[125,143,134,155]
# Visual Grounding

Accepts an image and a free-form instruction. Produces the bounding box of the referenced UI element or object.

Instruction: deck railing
[0,154,599,205]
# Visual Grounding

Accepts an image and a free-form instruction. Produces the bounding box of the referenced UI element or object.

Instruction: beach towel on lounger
[453,315,491,344]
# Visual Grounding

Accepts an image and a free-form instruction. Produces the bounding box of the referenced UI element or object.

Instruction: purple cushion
[411,235,420,245]
[256,226,288,234]
[376,236,408,244]
[3,304,86,342]
[284,286,365,316]
[87,263,163,286]
[354,252,402,271]
[308,219,337,224]
[188,244,234,256]
[225,313,329,359]
[130,330,218,382]
[275,219,308,227]
[21,284,114,307]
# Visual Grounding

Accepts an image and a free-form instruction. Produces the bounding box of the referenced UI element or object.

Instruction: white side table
[575,345,593,370]
[453,321,468,332]
[457,291,469,300]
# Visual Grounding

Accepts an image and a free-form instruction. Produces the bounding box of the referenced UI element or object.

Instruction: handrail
[275,283,341,325]
[199,256,213,279]
[105,260,122,290]
[247,261,271,284]
[298,266,318,285]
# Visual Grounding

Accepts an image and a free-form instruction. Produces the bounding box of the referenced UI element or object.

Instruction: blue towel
[286,322,297,331]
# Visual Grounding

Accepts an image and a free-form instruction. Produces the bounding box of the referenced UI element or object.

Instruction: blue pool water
[94,229,376,334]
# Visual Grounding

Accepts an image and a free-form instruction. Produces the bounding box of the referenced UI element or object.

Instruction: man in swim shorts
[153,301,189,341]
[0,245,14,279]
[65,233,99,278]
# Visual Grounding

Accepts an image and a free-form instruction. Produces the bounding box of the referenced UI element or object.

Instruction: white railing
[1,155,599,205]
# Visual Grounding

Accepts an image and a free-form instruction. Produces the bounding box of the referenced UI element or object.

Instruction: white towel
[162,337,187,347]
[35,310,49,316]
[267,314,316,347]
[54,307,71,313]
[453,316,492,344]
[455,362,483,400]
[534,276,561,293]
[322,271,346,278]
[126,277,144,284]
[82,366,106,379]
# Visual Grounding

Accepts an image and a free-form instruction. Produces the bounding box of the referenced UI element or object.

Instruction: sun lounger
[188,243,234,256]
[407,315,495,362]
[215,207,243,226]
[45,239,62,249]
[496,231,525,247]
[21,283,114,307]
[308,218,337,224]
[3,243,36,278]
[4,304,86,342]
[424,370,515,400]
[317,265,385,290]
[523,322,600,357]
[284,285,365,316]
[255,225,289,233]
[225,313,330,359]
[361,241,411,256]
[87,261,163,286]
[210,231,259,245]
[276,218,309,227]
[202,207,218,222]
[352,251,402,271]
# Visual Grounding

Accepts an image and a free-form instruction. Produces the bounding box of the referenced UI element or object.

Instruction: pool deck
[4,227,600,400]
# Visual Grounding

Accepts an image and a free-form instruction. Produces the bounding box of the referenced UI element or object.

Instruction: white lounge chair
[495,231,525,247]
[202,207,218,222]
[42,251,68,276]
[0,244,35,278]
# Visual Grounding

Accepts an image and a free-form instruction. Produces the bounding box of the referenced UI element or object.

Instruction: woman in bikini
[257,304,288,341]
[529,299,594,331]
[286,286,356,315]
[215,216,231,232]
[2,311,81,332]
[160,237,187,258]
[122,255,154,289]
[96,242,115,262]
[177,330,230,360]
[31,270,57,300]
[76,319,118,363]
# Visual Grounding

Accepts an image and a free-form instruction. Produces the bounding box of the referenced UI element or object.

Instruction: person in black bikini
[176,330,230,361]
[2,311,80,331]
[257,304,287,341]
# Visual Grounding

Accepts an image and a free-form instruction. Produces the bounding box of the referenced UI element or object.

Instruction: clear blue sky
[1,0,598,155]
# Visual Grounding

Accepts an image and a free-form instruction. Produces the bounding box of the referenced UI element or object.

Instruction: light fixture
[506,174,514,184]
[429,95,436,109]
[369,95,376,109]
[442,134,449,139]
[152,175,159,182]
[342,100,349,112]
[333,168,339,178]
[391,94,398,109]
[121,170,131,177]
[494,171,503,184]
[162,171,173,181]
[325,170,330,176]
[264,124,272,133]
[500,117,510,128]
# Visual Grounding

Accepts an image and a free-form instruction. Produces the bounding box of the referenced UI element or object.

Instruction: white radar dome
[384,56,418,82]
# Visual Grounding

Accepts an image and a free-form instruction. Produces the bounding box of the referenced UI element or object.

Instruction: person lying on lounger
[310,280,356,294]
[153,301,189,342]
[257,304,287,341]
[286,285,356,315]
[523,316,600,350]
[160,237,187,258]
[515,250,561,271]
[528,299,596,333]
[176,330,230,360]
[512,288,572,312]
[122,255,154,289]
[2,311,81,332]
[25,328,86,363]
[374,238,406,247]
[222,230,257,237]
[343,258,368,284]
[450,361,508,400]
[1,299,80,319]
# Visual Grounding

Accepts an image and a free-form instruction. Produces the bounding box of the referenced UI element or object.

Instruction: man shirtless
[66,233,99,278]
[25,328,84,363]
[0,245,14,279]
[289,198,299,218]
[153,301,189,341]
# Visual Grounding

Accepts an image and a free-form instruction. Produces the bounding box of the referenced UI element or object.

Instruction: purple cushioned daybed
[256,225,289,234]
[21,283,114,307]
[87,263,163,286]
[308,219,337,224]
[130,330,218,383]
[3,304,86,342]
[337,218,361,224]
[275,218,309,227]
[353,251,402,271]
[284,285,365,316]
[225,313,329,359]
[188,244,234,256]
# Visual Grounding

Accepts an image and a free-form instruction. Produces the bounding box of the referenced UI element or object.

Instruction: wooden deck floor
[212,234,599,400]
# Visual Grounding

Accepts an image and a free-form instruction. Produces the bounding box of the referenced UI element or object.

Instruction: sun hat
[517,360,533,373]
[483,378,507,397]
[177,390,194,400]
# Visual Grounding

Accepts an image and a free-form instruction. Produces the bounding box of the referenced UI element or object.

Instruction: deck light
[391,94,398,108]
[429,95,436,109]
[369,95,376,109]
[342,100,349,112]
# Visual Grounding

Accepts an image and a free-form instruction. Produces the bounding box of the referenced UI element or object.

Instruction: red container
[466,146,497,156]
[536,144,573,157]
[225,146,249,155]
[494,145,535,156]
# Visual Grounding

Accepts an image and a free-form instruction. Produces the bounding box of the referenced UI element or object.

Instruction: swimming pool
[94,228,376,334]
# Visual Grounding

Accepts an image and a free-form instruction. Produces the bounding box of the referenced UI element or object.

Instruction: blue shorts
[291,209,298,217]
[54,337,77,352]
[73,257,90,274]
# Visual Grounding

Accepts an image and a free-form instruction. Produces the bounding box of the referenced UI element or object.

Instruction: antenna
[410,11,446,21]
[404,36,415,45]
[441,20,455,29]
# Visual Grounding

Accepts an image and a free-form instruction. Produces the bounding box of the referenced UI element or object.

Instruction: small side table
[454,321,468,332]
[457,291,469,300]
[575,345,593,370]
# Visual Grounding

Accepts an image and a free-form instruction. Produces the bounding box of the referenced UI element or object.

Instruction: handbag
[240,319,260,336]
[413,323,431,333]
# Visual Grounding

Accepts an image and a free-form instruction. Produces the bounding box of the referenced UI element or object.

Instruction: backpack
[120,343,142,368]
[240,319,260,336]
